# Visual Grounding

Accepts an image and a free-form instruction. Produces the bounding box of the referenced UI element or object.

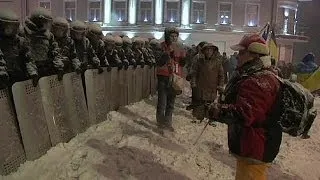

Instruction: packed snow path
[3,94,320,180]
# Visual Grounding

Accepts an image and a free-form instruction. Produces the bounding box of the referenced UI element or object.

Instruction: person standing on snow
[156,27,186,131]
[191,43,224,122]
[24,8,65,80]
[186,41,207,111]
[0,9,38,86]
[208,34,282,180]
[51,17,82,74]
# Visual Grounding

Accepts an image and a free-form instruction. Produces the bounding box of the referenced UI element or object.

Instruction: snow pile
[2,94,320,180]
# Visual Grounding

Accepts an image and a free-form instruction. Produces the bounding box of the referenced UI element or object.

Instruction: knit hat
[231,34,269,55]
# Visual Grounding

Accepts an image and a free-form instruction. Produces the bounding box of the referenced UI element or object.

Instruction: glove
[123,60,129,70]
[140,61,145,68]
[98,67,104,74]
[0,74,9,89]
[207,102,221,119]
[186,74,192,81]
[75,68,82,74]
[31,75,39,87]
[107,66,112,72]
[57,70,64,81]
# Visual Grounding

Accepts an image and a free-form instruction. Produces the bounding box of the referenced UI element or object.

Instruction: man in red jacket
[209,34,282,180]
[156,27,186,131]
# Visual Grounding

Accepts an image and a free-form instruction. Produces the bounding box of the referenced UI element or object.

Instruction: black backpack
[272,76,317,136]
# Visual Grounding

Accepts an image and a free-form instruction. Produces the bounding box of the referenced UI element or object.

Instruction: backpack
[272,76,317,136]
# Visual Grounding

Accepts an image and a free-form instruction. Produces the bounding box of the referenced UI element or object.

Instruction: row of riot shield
[85,66,157,124]
[0,66,156,175]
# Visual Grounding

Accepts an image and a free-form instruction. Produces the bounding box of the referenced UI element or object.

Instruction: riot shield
[142,66,149,99]
[0,88,26,175]
[110,68,120,110]
[127,67,135,104]
[135,67,143,102]
[85,68,110,125]
[63,73,89,135]
[12,80,52,160]
[119,69,128,106]
[39,75,74,146]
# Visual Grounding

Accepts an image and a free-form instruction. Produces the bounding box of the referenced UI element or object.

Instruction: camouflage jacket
[0,49,8,78]
[0,49,8,89]
[123,46,136,66]
[24,18,64,72]
[89,39,109,67]
[141,48,153,66]
[116,47,129,68]
[106,49,122,67]
[0,35,37,80]
[146,47,156,65]
[55,36,81,71]
[74,37,100,68]
[132,48,145,66]
[191,53,224,101]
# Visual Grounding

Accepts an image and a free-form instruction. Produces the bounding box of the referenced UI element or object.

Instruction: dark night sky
[294,0,320,64]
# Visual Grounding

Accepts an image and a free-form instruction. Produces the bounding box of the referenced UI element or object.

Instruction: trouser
[235,158,270,180]
[156,75,176,126]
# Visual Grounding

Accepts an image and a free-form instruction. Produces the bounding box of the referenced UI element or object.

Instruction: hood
[302,53,315,64]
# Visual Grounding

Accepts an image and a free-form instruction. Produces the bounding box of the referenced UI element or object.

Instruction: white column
[155,0,163,25]
[104,0,112,25]
[181,0,190,27]
[128,0,137,24]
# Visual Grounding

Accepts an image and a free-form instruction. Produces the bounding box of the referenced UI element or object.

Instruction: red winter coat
[221,59,282,163]
[157,42,186,77]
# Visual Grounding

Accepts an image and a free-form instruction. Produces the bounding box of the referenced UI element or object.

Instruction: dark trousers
[156,75,176,126]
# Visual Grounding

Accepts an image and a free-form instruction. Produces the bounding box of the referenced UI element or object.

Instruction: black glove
[123,60,129,70]
[107,66,112,72]
[75,68,82,74]
[98,67,104,74]
[186,74,192,81]
[0,75,9,89]
[31,75,39,87]
[57,70,64,81]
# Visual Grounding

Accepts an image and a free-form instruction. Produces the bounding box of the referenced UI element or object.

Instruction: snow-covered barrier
[2,66,157,175]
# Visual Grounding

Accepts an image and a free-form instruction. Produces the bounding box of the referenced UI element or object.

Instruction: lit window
[39,0,51,10]
[89,1,101,22]
[65,0,76,22]
[219,2,232,25]
[165,0,180,23]
[113,0,128,22]
[245,4,259,27]
[192,1,206,24]
[139,0,153,23]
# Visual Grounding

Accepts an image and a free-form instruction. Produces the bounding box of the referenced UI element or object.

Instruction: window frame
[64,0,77,22]
[164,0,181,24]
[244,3,260,27]
[138,0,154,24]
[191,0,206,24]
[112,0,129,23]
[38,0,51,11]
[217,1,232,25]
[88,0,102,22]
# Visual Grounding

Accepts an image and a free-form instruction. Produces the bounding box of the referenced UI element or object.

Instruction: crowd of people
[0,7,165,89]
[0,6,318,180]
[158,28,317,180]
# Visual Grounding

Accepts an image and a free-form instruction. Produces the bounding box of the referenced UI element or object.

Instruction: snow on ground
[2,91,320,180]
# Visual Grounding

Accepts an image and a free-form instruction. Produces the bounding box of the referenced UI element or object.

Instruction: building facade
[0,0,311,63]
